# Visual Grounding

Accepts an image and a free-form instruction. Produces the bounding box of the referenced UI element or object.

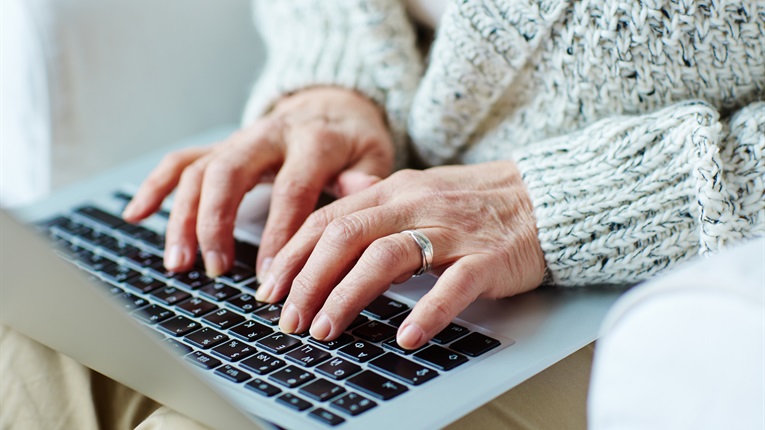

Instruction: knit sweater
[243,0,765,286]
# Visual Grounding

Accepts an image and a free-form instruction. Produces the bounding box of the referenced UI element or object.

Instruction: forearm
[514,100,765,286]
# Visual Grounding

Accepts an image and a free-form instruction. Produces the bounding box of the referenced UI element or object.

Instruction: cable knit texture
[245,0,765,286]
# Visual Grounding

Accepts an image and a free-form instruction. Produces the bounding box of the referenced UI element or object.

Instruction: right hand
[122,87,395,279]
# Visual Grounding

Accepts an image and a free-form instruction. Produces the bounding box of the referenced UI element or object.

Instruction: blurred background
[1,0,263,207]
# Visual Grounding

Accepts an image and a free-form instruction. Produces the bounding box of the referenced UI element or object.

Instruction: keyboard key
[184,327,229,349]
[46,217,87,237]
[234,240,259,268]
[347,314,369,330]
[79,228,112,246]
[125,249,163,267]
[382,339,421,355]
[164,338,193,355]
[228,320,272,342]
[158,316,201,337]
[185,351,221,370]
[211,339,257,362]
[413,345,468,371]
[387,310,411,327]
[252,304,282,326]
[133,304,175,324]
[347,371,408,401]
[256,333,301,354]
[285,344,331,367]
[74,206,125,228]
[432,323,470,344]
[269,365,315,389]
[450,332,502,357]
[77,252,115,272]
[146,261,175,280]
[276,393,312,412]
[173,269,213,290]
[316,357,362,381]
[308,333,354,350]
[98,281,124,296]
[99,238,138,257]
[370,353,439,386]
[226,293,266,314]
[139,231,165,251]
[338,340,383,363]
[299,379,346,402]
[219,266,256,284]
[240,352,286,375]
[352,321,397,343]
[150,286,191,305]
[214,365,251,383]
[245,378,281,397]
[176,297,217,318]
[308,408,345,427]
[124,274,165,294]
[363,295,409,320]
[202,308,245,330]
[100,264,140,284]
[199,283,240,302]
[330,392,377,416]
[117,292,149,311]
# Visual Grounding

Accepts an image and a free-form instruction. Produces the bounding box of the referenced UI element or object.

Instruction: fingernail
[398,323,424,349]
[122,202,137,219]
[259,257,273,281]
[310,313,332,340]
[255,274,276,302]
[205,251,227,277]
[164,245,186,270]
[279,303,299,333]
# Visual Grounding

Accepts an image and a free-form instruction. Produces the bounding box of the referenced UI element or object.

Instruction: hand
[260,161,547,349]
[122,87,394,277]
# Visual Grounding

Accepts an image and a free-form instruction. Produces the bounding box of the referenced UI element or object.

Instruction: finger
[254,182,385,302]
[196,140,279,277]
[331,149,391,198]
[275,204,414,334]
[397,255,489,349]
[305,230,436,340]
[256,136,347,276]
[163,157,211,272]
[123,147,209,222]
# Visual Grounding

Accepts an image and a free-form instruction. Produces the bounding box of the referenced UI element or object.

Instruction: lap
[0,326,591,430]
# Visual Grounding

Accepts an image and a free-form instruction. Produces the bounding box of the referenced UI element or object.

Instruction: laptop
[0,126,625,429]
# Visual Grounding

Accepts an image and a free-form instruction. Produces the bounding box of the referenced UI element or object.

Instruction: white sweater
[243,0,765,286]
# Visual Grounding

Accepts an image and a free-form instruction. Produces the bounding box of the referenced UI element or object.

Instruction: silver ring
[400,230,434,277]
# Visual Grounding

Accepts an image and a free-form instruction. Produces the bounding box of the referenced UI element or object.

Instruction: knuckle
[272,179,318,203]
[308,125,341,147]
[179,162,205,184]
[305,207,333,231]
[205,160,240,185]
[366,238,407,269]
[422,296,452,323]
[390,168,421,183]
[323,216,365,247]
[289,275,315,303]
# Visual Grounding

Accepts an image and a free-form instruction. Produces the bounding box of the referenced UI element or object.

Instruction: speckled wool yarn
[243,0,764,286]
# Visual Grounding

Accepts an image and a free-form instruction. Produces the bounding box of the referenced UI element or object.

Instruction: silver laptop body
[0,127,625,429]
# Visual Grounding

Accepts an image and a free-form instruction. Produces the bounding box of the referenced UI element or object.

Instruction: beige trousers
[0,326,592,430]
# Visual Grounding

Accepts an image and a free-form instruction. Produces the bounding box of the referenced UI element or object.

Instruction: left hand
[257,160,547,350]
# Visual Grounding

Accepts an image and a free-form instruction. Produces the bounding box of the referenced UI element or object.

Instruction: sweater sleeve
[514,100,765,286]
[242,0,423,168]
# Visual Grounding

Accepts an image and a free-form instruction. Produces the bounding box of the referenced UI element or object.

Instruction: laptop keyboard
[37,198,506,427]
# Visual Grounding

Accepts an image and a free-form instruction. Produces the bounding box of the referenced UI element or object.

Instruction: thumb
[333,170,382,197]
[330,151,391,197]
